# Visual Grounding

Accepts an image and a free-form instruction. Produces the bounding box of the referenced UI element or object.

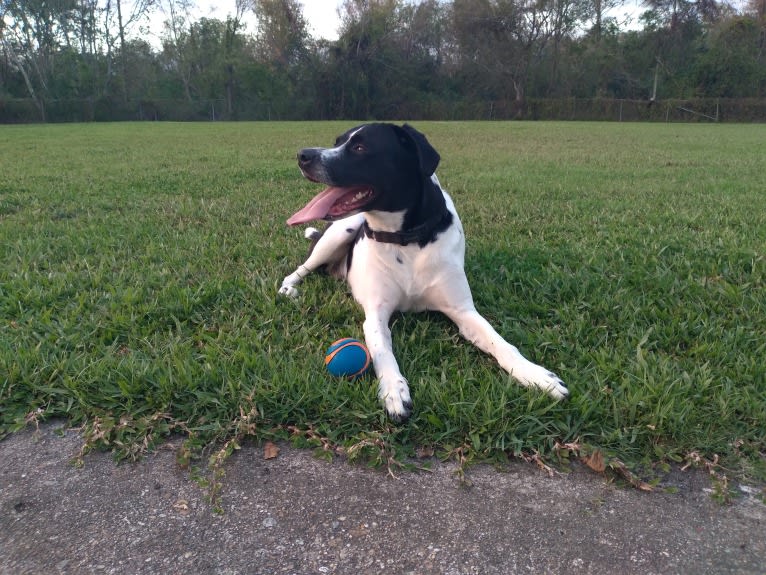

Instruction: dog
[279,123,568,422]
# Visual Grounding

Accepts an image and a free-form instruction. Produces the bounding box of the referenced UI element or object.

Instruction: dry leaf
[583,449,606,473]
[610,459,654,492]
[263,441,280,460]
[173,499,190,516]
[416,445,435,459]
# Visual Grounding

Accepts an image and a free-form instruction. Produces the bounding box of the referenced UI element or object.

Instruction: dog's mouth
[287,186,376,226]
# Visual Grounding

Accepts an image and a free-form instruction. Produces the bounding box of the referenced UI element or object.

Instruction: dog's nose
[297,148,319,168]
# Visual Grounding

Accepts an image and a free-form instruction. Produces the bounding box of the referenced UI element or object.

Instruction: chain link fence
[2,97,765,123]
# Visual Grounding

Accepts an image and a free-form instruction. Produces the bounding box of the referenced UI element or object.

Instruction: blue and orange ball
[324,338,371,379]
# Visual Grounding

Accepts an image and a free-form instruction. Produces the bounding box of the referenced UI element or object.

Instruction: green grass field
[1,121,764,489]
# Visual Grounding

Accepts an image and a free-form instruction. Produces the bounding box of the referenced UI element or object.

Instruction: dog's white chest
[347,221,466,313]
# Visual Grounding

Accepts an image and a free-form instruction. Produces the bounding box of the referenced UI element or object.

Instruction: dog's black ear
[397,124,440,176]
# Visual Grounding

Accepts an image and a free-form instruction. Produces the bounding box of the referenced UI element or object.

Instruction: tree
[641,0,721,31]
[114,0,155,102]
[216,0,254,116]
[158,0,194,101]
[452,0,559,110]
[744,0,765,94]
[321,0,453,119]
[0,0,81,119]
[2,0,765,122]
[694,15,763,96]
[247,0,312,118]
[252,0,310,65]
[331,0,413,118]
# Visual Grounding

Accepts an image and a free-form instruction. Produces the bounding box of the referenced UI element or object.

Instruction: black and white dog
[279,123,567,422]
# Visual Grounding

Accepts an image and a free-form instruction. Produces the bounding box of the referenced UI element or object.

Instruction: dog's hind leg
[432,273,568,400]
[447,307,569,399]
[279,214,364,298]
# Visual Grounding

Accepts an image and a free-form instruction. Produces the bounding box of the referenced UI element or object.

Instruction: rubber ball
[324,338,371,379]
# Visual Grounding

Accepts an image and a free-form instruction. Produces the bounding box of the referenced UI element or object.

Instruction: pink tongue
[287,187,351,226]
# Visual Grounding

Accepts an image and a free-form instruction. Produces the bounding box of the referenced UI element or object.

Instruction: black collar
[363,209,452,247]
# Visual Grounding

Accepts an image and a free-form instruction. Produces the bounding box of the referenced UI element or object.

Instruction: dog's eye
[351,143,366,153]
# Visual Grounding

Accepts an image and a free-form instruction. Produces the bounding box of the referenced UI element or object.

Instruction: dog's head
[287,123,440,226]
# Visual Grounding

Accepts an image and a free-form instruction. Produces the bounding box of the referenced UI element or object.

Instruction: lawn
[1,121,764,489]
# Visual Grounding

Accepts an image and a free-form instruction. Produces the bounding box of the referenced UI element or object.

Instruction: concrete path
[1,423,764,574]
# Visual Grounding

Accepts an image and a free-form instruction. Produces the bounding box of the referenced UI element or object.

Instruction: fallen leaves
[416,445,435,459]
[173,499,190,516]
[682,451,733,503]
[582,449,606,473]
[519,451,555,477]
[609,459,654,492]
[263,441,280,460]
[555,442,653,491]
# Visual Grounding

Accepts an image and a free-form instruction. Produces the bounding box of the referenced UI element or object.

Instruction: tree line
[1,0,765,123]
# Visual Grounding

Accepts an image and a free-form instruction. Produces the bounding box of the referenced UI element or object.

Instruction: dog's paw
[278,283,299,298]
[378,377,413,423]
[304,227,322,241]
[515,364,569,400]
[539,371,569,400]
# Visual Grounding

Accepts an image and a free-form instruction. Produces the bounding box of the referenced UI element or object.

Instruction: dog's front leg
[279,263,313,299]
[279,228,332,298]
[279,217,363,298]
[363,309,412,422]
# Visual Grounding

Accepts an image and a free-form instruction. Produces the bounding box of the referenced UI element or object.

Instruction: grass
[1,121,765,488]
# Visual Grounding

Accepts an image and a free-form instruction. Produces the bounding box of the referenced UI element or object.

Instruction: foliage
[1,0,765,122]
[1,122,765,486]
[693,16,766,97]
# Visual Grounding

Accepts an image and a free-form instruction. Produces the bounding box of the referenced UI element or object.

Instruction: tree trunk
[226,64,234,118]
[594,0,602,42]
[1,36,46,121]
[116,0,129,103]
